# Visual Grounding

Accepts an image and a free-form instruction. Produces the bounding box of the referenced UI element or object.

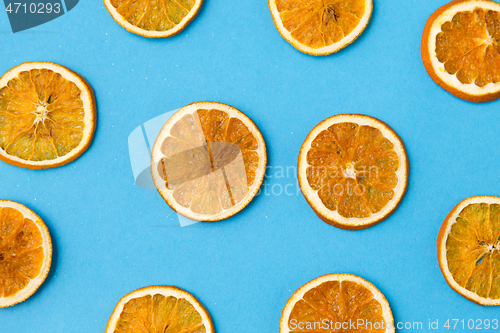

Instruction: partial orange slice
[298,114,408,230]
[438,196,500,306]
[280,274,394,333]
[269,0,373,55]
[151,101,266,222]
[105,286,214,333]
[0,62,96,169]
[104,0,203,38]
[0,200,52,308]
[422,0,500,102]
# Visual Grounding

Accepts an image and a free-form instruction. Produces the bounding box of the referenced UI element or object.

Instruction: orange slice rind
[298,114,408,230]
[151,101,266,222]
[103,0,203,38]
[438,196,500,306]
[0,200,52,308]
[105,285,215,333]
[269,0,373,55]
[421,0,500,102]
[0,62,96,169]
[280,274,395,333]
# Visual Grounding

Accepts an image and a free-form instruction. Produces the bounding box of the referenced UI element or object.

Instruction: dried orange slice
[0,62,96,169]
[422,0,500,102]
[297,114,408,230]
[280,274,394,333]
[105,286,214,333]
[151,102,266,222]
[269,0,373,55]
[104,0,203,38]
[438,196,500,306]
[0,200,52,308]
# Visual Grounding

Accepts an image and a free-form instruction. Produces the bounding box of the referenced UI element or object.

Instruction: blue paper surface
[1,0,500,332]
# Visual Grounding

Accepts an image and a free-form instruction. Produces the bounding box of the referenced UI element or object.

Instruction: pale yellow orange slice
[105,286,214,333]
[151,101,266,222]
[104,0,203,38]
[0,62,96,169]
[438,196,500,306]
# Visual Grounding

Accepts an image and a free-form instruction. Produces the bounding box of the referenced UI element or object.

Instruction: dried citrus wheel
[438,196,500,306]
[105,286,214,333]
[297,114,408,230]
[0,200,52,308]
[0,62,96,169]
[268,0,373,55]
[421,0,500,102]
[151,101,266,222]
[103,0,203,38]
[280,274,394,333]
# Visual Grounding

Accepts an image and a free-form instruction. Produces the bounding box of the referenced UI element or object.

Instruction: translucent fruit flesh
[157,109,260,215]
[275,0,366,48]
[306,122,399,218]
[288,280,386,332]
[0,207,44,297]
[114,294,206,333]
[446,203,500,299]
[436,8,500,86]
[0,69,85,162]
[110,0,196,32]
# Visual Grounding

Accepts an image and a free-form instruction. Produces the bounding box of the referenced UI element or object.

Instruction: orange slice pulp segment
[306,122,399,218]
[110,0,195,31]
[436,8,500,87]
[421,0,500,102]
[116,294,205,332]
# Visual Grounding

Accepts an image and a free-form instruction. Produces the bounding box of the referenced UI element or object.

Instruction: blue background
[1,0,499,332]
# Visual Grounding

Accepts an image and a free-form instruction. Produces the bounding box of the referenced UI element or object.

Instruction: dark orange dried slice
[422,0,500,102]
[298,114,408,230]
[279,274,394,333]
[0,200,52,308]
[269,0,373,55]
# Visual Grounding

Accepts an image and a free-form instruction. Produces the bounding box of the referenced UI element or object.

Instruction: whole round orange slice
[151,101,266,222]
[438,196,500,306]
[298,114,408,230]
[105,286,214,333]
[104,0,203,38]
[0,62,96,169]
[269,0,373,55]
[0,200,52,308]
[280,274,394,333]
[422,0,500,102]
